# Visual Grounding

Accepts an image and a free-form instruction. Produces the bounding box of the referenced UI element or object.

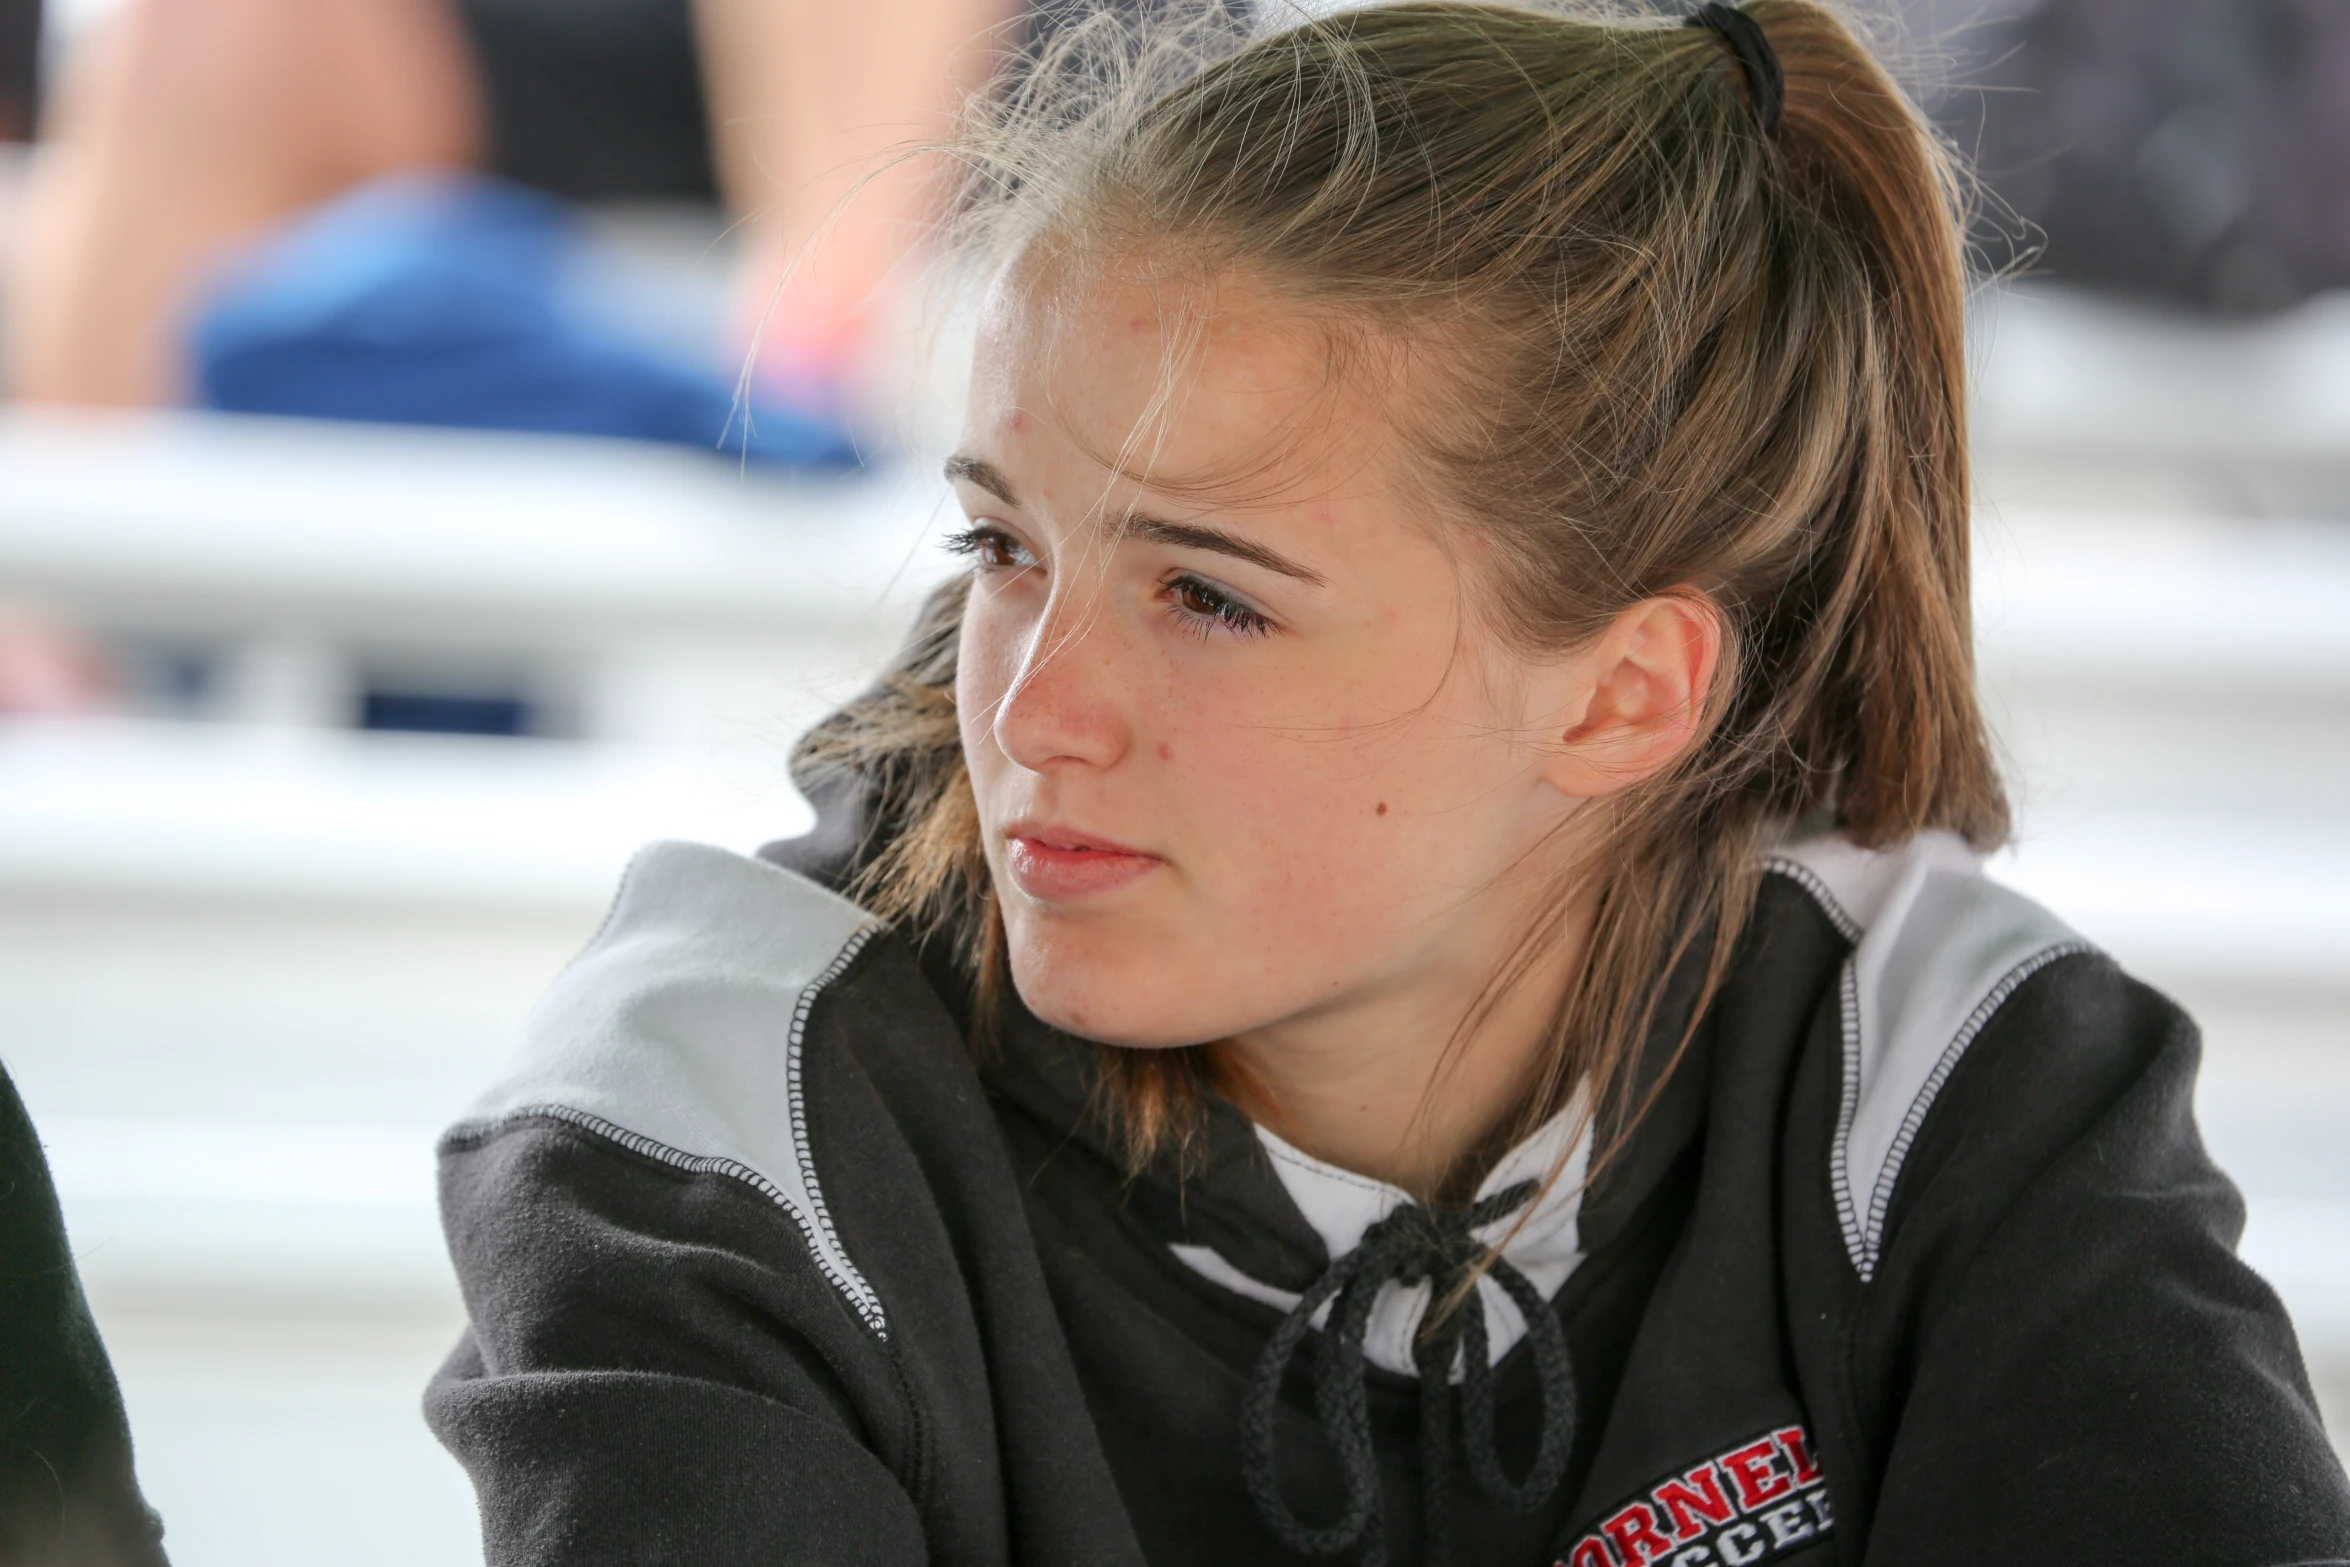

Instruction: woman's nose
[990,596,1133,775]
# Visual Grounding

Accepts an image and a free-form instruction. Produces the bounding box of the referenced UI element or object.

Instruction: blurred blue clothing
[189,174,862,468]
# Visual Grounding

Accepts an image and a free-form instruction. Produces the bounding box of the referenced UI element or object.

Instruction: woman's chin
[1005,935,1247,1050]
[1010,977,1210,1049]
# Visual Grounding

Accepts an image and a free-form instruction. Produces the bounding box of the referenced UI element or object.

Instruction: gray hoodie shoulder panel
[448,839,888,1335]
[1765,832,2095,1280]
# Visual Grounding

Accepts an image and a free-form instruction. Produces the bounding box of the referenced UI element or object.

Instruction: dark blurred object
[0,1062,170,1566]
[0,0,36,140]
[1966,0,2350,314]
[453,0,718,201]
[361,688,535,737]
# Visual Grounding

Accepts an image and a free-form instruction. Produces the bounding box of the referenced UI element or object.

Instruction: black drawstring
[1239,1182,1578,1567]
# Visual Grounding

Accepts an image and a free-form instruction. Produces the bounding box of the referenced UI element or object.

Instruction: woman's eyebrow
[949,454,1327,587]
[1125,514,1328,586]
[945,454,1019,506]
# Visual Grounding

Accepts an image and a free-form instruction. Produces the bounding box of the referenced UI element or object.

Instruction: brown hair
[800,0,2007,1190]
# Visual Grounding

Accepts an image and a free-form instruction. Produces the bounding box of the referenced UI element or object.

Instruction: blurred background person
[2,0,1020,462]
[1950,0,2350,314]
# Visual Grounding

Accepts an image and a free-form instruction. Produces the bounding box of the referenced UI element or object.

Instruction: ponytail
[1758,0,2005,847]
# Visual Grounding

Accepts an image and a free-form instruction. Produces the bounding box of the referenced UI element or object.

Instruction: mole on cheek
[1375,802,1388,816]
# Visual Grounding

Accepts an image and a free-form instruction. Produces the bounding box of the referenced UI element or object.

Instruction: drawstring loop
[1456,1256,1577,1509]
[1237,1232,1390,1559]
[1239,1180,1579,1567]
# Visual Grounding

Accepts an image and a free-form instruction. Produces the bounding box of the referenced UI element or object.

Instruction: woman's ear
[1539,593,1721,801]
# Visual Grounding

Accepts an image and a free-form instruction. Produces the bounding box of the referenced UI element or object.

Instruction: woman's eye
[1165,574,1273,639]
[945,524,1039,572]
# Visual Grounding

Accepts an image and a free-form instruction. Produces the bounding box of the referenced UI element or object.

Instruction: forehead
[969,252,1410,509]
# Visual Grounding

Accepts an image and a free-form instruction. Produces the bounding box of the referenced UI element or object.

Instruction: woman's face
[952,261,1605,1052]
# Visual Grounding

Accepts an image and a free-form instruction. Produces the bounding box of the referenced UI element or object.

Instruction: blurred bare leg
[0,606,109,715]
[5,0,480,405]
[695,0,1016,401]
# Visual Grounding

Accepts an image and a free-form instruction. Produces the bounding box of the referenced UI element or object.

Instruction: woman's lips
[1003,825,1163,901]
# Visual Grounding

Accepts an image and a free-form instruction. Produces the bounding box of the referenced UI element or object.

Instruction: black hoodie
[427,805,2350,1567]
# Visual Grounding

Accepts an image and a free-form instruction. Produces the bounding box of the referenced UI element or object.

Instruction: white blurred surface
[3,286,2348,1561]
[0,720,810,907]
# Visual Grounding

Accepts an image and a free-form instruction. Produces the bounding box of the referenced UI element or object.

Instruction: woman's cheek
[1182,743,1392,909]
[955,595,1019,764]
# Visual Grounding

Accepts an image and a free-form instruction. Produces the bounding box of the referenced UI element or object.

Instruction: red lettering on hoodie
[1773,1425,1822,1488]
[1599,1500,1677,1566]
[1720,1438,1793,1511]
[1653,1462,1737,1541]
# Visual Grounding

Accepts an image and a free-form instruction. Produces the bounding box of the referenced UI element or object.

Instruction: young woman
[426,3,2350,1563]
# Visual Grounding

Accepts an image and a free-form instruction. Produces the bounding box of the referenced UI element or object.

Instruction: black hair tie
[1685,2,1784,136]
